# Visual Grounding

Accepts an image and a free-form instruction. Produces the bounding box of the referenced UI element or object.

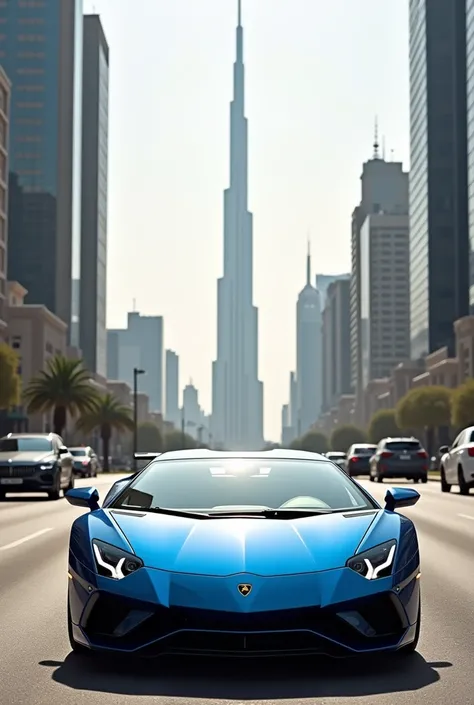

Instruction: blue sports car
[65,449,422,659]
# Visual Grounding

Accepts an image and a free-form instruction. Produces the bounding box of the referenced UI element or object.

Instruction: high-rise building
[165,349,179,427]
[211,1,263,449]
[0,1,83,342]
[296,246,322,436]
[466,0,474,308]
[350,137,408,403]
[360,213,410,389]
[322,278,351,413]
[316,273,349,311]
[409,0,469,358]
[0,68,10,342]
[107,311,163,412]
[80,15,109,378]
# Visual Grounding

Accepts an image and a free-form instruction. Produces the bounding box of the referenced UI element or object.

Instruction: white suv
[439,426,474,494]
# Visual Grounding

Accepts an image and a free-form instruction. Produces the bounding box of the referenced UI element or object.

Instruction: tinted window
[385,441,421,451]
[353,446,377,455]
[327,453,346,459]
[0,437,53,452]
[70,449,87,456]
[112,459,374,512]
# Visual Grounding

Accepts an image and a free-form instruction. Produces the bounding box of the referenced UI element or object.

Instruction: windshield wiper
[115,506,210,520]
[207,507,369,518]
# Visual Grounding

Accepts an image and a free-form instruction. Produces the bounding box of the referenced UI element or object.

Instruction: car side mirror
[58,446,68,454]
[65,487,100,511]
[439,445,449,454]
[384,487,420,513]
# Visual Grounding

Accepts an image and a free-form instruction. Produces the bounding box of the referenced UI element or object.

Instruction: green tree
[299,430,329,454]
[451,379,474,429]
[24,355,99,436]
[368,409,401,444]
[76,393,134,471]
[164,429,197,451]
[330,424,367,451]
[137,422,164,452]
[289,438,302,450]
[0,343,21,410]
[396,386,452,430]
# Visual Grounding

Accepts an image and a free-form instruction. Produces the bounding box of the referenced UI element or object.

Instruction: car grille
[0,464,39,478]
[83,591,406,655]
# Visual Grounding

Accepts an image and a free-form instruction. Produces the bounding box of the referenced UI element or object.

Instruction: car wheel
[67,473,75,491]
[458,466,470,495]
[421,476,428,484]
[377,474,384,483]
[67,595,90,656]
[413,478,420,484]
[399,598,421,655]
[369,474,374,482]
[48,474,61,501]
[0,490,6,501]
[440,467,451,492]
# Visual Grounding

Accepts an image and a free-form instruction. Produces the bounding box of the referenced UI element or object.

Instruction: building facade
[165,349,179,427]
[315,273,349,311]
[296,248,322,436]
[467,0,474,308]
[0,68,10,341]
[107,311,163,413]
[350,147,409,404]
[409,0,469,359]
[80,15,109,377]
[360,213,410,390]
[0,0,83,341]
[322,278,351,413]
[211,4,263,450]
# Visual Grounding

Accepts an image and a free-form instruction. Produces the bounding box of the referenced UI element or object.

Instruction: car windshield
[327,453,345,458]
[0,437,53,452]
[385,441,421,451]
[70,449,87,456]
[353,446,376,455]
[111,458,375,514]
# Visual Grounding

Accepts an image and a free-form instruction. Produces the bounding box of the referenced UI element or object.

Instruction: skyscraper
[80,15,109,378]
[315,273,349,311]
[0,1,83,342]
[322,278,351,413]
[165,349,180,427]
[296,246,322,436]
[409,0,469,359]
[211,1,263,449]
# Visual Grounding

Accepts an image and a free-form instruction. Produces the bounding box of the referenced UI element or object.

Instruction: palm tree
[24,356,99,436]
[76,393,134,471]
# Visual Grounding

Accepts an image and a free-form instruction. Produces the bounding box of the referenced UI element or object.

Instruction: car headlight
[39,463,55,470]
[92,539,143,580]
[346,540,397,580]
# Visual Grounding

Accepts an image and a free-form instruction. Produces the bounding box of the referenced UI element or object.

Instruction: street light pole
[133,367,145,473]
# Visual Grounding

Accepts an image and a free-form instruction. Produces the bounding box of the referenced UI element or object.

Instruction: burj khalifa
[211,1,264,449]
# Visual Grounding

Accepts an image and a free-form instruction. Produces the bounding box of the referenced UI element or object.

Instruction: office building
[0,0,83,342]
[350,136,408,403]
[409,0,469,358]
[80,15,109,377]
[359,213,410,389]
[0,68,10,342]
[107,311,163,412]
[296,246,322,436]
[322,278,351,412]
[316,273,349,311]
[466,0,474,307]
[212,2,263,449]
[165,349,179,426]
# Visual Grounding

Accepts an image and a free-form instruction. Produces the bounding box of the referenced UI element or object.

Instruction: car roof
[2,432,57,439]
[155,448,329,462]
[382,437,419,443]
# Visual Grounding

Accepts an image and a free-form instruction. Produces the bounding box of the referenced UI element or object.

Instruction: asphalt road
[0,475,473,705]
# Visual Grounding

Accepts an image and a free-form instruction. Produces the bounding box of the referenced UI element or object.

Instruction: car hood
[108,509,379,576]
[0,450,55,463]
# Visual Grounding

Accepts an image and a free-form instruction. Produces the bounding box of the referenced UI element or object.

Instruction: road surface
[0,475,473,705]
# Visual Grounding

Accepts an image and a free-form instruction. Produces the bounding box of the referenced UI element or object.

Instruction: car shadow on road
[40,653,450,699]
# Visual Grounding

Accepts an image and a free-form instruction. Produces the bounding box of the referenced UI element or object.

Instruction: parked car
[325,451,347,470]
[69,446,100,478]
[346,444,378,477]
[439,426,474,494]
[0,433,74,500]
[369,437,428,484]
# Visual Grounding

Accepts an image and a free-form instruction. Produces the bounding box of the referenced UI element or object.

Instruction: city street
[0,475,473,705]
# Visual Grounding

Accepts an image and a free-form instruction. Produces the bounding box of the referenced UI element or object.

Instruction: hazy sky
[84,0,409,440]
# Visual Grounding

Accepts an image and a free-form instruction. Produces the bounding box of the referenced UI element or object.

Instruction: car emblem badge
[238,583,252,597]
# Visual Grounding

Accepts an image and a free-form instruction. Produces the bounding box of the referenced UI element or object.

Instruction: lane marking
[458,514,474,522]
[0,527,53,551]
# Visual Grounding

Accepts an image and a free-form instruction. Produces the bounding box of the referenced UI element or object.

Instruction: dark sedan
[0,433,74,500]
[369,438,429,484]
[346,444,377,477]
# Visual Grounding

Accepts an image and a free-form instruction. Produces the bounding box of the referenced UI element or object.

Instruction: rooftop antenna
[373,116,379,159]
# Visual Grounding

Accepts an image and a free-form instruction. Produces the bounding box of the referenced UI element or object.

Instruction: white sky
[84,0,410,440]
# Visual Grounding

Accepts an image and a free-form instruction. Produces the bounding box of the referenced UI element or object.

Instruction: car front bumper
[0,466,58,492]
[68,558,421,658]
